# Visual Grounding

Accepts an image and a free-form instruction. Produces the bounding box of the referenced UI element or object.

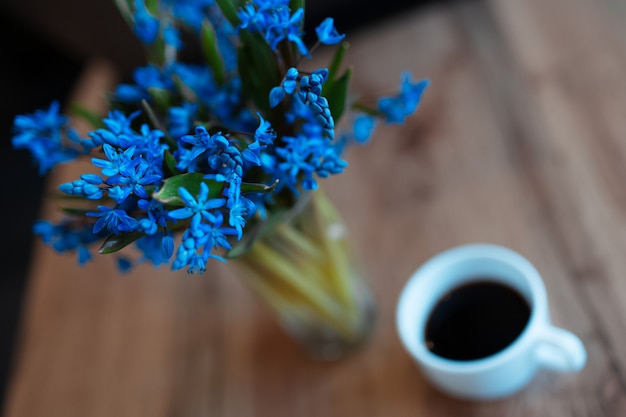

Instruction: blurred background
[0,0,442,408]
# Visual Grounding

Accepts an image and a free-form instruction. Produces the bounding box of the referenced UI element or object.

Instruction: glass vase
[233,190,376,360]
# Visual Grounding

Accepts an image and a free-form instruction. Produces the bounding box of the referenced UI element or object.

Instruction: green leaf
[172,75,199,103]
[289,0,306,36]
[140,99,176,149]
[69,103,104,129]
[50,193,88,201]
[60,207,93,216]
[290,0,305,12]
[325,66,353,123]
[216,0,241,27]
[201,20,226,85]
[327,41,349,85]
[289,0,305,31]
[141,100,178,149]
[237,31,282,113]
[146,37,167,67]
[240,179,279,194]
[145,0,159,15]
[99,231,144,254]
[113,0,134,26]
[164,150,181,176]
[153,173,225,206]
[140,99,164,130]
[147,87,173,112]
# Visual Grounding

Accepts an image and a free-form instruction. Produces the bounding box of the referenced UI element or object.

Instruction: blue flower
[242,113,276,165]
[114,65,174,104]
[378,73,430,124]
[164,26,183,49]
[108,186,129,203]
[262,115,347,193]
[12,101,78,174]
[168,63,246,124]
[295,69,334,138]
[238,2,307,55]
[89,110,141,147]
[167,103,198,139]
[209,143,244,182]
[133,0,160,44]
[237,3,260,30]
[168,183,237,271]
[105,157,162,202]
[135,64,175,91]
[353,114,377,144]
[210,11,239,73]
[117,257,133,273]
[172,213,236,272]
[272,135,318,193]
[115,84,150,103]
[178,126,217,154]
[86,206,139,235]
[168,182,226,223]
[285,92,311,124]
[177,127,244,181]
[92,144,137,177]
[136,233,173,266]
[254,113,276,145]
[228,195,254,239]
[283,67,299,94]
[269,86,285,108]
[269,67,299,107]
[90,121,166,182]
[162,235,174,258]
[162,0,216,32]
[238,1,291,31]
[265,7,308,55]
[315,145,348,179]
[202,212,237,253]
[315,18,345,45]
[311,96,335,139]
[137,198,169,235]
[171,235,197,271]
[19,0,432,274]
[105,110,141,136]
[59,174,104,200]
[133,125,168,176]
[34,220,103,265]
[223,176,254,239]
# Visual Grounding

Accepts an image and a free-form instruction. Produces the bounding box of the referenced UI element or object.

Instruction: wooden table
[7,0,626,415]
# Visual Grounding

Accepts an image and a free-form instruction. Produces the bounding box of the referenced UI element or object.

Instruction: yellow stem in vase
[235,189,369,344]
[239,235,360,340]
[296,191,360,325]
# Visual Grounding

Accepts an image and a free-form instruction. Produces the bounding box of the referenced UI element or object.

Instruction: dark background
[0,0,443,408]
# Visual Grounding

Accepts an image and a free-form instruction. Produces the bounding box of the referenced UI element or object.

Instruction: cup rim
[396,243,548,373]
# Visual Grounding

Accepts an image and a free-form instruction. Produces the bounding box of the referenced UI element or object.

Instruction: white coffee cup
[396,244,586,400]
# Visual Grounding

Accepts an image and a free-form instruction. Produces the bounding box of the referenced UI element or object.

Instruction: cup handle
[534,325,587,372]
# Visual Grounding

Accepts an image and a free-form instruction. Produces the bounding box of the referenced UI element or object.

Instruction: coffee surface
[424,280,531,361]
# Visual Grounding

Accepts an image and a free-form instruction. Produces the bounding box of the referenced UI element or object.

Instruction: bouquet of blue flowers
[12,0,428,275]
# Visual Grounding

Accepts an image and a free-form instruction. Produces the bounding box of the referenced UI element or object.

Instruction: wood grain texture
[6,1,626,415]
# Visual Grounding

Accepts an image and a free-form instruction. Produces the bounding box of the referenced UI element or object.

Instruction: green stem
[140,100,177,149]
[351,101,383,117]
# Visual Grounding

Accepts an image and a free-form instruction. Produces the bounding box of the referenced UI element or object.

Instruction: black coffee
[424,280,530,361]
